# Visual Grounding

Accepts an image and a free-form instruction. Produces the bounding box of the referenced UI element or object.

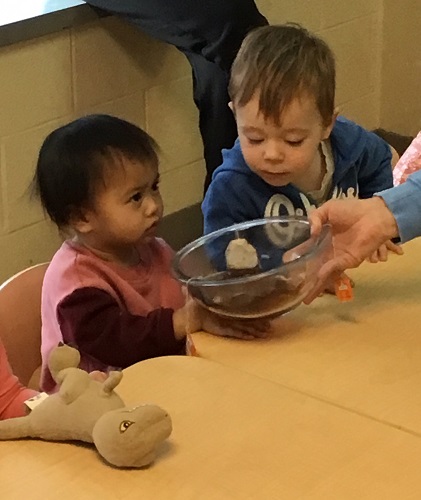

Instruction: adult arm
[377,170,421,243]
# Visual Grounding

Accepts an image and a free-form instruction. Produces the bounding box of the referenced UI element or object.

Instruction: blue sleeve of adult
[377,170,421,243]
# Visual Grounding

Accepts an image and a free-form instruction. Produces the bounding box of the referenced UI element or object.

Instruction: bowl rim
[172,216,331,286]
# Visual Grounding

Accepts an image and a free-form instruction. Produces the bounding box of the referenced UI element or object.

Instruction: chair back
[0,263,48,389]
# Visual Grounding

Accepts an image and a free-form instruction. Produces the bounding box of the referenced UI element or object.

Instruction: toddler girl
[33,115,268,392]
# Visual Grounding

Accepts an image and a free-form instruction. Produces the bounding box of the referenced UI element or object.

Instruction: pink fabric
[393,131,421,185]
[0,341,37,419]
[41,237,185,391]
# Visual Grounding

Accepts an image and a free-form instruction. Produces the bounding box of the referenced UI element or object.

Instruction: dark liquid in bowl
[194,269,306,318]
[207,268,260,279]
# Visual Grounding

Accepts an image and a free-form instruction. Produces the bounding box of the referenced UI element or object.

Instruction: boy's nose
[263,141,284,161]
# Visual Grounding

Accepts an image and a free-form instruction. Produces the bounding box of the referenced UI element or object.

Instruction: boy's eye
[286,140,304,147]
[130,192,142,203]
[152,181,160,191]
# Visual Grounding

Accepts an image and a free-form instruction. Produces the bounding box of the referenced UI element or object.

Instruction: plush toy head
[0,344,172,468]
[93,404,172,468]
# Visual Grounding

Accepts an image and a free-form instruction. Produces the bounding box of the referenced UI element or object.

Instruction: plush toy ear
[92,404,172,468]
[49,344,81,381]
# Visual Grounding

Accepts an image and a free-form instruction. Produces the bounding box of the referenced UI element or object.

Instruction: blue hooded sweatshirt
[202,116,393,235]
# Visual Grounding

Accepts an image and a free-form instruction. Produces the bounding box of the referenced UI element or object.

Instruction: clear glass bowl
[172,216,332,319]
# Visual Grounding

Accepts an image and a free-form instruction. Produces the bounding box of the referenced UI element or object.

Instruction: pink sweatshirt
[41,237,186,392]
[0,341,37,419]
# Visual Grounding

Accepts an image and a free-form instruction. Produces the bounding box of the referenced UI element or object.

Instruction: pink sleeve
[0,342,38,419]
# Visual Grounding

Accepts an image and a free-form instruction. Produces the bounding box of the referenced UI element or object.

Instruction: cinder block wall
[380,0,421,136]
[0,0,416,281]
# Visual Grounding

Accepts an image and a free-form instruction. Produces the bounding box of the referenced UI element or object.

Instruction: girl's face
[232,92,335,190]
[75,155,163,265]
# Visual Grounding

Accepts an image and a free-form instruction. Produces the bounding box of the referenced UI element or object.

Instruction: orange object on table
[335,275,354,302]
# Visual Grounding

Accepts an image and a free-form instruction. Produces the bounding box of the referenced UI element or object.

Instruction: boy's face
[232,93,335,188]
[76,156,164,263]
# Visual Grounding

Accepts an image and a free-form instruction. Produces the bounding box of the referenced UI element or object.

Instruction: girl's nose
[143,193,160,216]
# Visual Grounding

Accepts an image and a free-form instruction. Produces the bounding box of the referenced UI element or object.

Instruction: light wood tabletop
[3,355,421,499]
[193,238,421,435]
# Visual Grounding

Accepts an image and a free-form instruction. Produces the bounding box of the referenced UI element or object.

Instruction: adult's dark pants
[84,0,268,191]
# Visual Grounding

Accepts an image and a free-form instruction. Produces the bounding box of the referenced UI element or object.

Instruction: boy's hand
[366,239,404,263]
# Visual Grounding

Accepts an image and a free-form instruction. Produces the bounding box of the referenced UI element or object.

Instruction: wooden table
[194,238,421,435]
[4,355,421,499]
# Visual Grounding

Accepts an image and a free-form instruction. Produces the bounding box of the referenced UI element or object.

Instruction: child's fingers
[89,370,108,382]
[203,316,268,340]
[225,321,268,338]
[242,319,271,332]
[217,315,271,336]
[215,326,255,340]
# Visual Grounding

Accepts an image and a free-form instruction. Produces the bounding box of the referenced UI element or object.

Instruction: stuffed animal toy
[0,344,172,468]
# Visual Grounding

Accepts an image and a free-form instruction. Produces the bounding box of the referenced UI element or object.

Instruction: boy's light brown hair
[229,24,336,127]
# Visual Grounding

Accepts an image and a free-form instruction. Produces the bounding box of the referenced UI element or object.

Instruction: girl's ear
[69,208,95,234]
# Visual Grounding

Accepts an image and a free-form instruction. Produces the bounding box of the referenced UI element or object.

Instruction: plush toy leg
[0,416,32,439]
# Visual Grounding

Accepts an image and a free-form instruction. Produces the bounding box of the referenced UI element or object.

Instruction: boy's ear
[322,110,338,140]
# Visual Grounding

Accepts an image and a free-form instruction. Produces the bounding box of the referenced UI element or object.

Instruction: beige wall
[380,0,421,136]
[0,0,417,281]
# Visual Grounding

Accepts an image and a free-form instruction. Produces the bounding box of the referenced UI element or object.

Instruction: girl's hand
[89,370,108,382]
[198,307,271,340]
[174,297,271,340]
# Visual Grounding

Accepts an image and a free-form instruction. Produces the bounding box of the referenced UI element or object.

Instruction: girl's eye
[247,138,263,145]
[152,181,160,191]
[131,192,142,203]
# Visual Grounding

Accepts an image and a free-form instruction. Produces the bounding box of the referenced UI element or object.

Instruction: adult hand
[305,196,399,301]
[367,239,404,263]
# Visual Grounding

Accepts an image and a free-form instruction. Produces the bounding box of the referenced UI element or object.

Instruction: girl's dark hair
[32,114,159,228]
[229,24,336,127]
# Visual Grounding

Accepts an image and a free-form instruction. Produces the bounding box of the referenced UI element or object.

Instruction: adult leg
[186,52,237,189]
[84,0,268,189]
